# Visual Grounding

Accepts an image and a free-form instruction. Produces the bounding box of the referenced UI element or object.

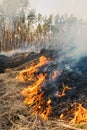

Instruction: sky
[0,0,87,20]
[30,0,87,20]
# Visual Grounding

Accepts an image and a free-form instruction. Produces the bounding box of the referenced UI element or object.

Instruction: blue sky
[30,0,87,20]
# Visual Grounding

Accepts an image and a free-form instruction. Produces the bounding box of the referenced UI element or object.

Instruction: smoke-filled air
[0,1,87,130]
[0,0,87,58]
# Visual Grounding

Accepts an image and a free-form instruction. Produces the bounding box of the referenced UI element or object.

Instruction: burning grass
[16,55,49,82]
[0,71,82,130]
[0,51,87,130]
[16,55,87,124]
[16,56,52,120]
[70,104,87,124]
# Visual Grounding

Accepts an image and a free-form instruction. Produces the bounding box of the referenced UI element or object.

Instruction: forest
[0,1,87,52]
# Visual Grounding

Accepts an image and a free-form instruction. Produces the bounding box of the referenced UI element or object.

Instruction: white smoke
[0,0,29,19]
[72,23,87,58]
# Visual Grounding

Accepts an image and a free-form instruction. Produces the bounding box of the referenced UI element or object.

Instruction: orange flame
[16,56,49,82]
[56,83,71,98]
[17,56,52,120]
[17,55,87,123]
[70,104,87,124]
[21,74,52,120]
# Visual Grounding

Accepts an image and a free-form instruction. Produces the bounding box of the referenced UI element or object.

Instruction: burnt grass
[0,49,87,130]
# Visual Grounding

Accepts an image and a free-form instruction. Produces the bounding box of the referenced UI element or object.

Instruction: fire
[21,73,52,120]
[17,56,52,120]
[21,74,45,97]
[70,104,87,124]
[56,83,71,97]
[16,55,87,123]
[16,56,49,82]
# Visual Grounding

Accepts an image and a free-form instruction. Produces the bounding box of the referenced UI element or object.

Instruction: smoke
[0,0,87,59]
[0,0,29,19]
[71,22,87,59]
[1,21,87,58]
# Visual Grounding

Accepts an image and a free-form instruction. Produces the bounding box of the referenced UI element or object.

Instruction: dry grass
[0,68,87,130]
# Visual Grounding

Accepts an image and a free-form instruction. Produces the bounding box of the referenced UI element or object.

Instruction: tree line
[0,6,87,52]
